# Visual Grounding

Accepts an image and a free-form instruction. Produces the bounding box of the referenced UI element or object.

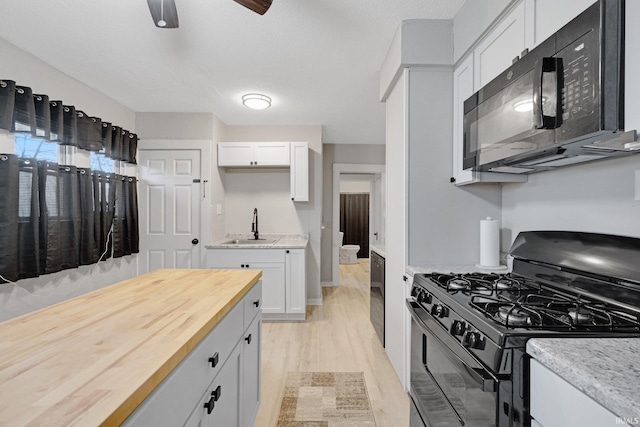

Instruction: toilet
[338,232,360,264]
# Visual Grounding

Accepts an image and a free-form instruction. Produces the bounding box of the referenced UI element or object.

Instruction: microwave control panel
[559,30,597,122]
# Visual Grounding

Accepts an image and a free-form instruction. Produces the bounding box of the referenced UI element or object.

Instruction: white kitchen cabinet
[241,314,262,427]
[452,54,527,185]
[123,281,262,427]
[218,142,290,167]
[451,0,531,185]
[529,359,621,427]
[290,141,309,202]
[206,248,306,320]
[532,0,595,47]
[285,249,306,314]
[474,1,531,89]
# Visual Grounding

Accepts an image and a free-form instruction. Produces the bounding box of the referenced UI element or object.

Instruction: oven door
[408,301,499,426]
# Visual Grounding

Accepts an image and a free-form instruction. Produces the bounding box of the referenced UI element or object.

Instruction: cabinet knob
[191,238,199,245]
[208,352,219,368]
[286,250,290,254]
[291,197,294,201]
[253,299,260,307]
[246,264,250,268]
[245,334,252,344]
[241,264,245,268]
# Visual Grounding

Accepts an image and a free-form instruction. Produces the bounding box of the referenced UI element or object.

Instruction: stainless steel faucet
[251,208,259,240]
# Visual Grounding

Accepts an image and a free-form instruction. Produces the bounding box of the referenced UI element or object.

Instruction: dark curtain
[0,78,139,282]
[340,193,370,258]
[0,155,19,281]
[17,159,40,279]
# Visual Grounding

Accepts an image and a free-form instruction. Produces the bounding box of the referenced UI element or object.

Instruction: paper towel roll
[479,217,500,268]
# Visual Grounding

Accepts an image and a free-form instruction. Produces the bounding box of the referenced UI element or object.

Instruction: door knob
[192,238,199,245]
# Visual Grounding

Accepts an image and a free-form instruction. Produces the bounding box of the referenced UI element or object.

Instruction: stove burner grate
[471,293,640,331]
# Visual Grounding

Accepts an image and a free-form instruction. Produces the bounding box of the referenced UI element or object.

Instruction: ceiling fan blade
[147,0,179,28]
[232,0,273,15]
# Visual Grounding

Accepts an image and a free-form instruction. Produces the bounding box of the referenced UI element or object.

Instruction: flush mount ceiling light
[242,93,272,110]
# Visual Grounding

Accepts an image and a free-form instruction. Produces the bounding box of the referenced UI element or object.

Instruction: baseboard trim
[307,298,323,306]
[321,281,336,287]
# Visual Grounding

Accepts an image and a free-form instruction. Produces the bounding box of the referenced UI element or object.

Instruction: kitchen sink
[222,239,277,245]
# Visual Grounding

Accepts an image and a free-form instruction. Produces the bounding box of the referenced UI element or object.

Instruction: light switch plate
[635,170,640,201]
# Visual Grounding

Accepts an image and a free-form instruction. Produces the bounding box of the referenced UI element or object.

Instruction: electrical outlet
[635,170,640,202]
[216,203,222,215]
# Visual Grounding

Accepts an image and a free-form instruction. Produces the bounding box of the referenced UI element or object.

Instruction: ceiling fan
[146,0,273,28]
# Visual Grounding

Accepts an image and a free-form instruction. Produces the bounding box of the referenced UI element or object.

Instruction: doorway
[137,140,212,273]
[331,164,385,286]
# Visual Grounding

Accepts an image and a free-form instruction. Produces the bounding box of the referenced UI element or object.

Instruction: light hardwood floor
[254,259,410,427]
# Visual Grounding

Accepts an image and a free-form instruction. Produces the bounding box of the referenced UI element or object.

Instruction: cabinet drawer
[243,280,263,329]
[122,302,243,426]
[207,249,285,267]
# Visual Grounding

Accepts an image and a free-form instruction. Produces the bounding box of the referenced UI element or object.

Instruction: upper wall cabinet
[218,142,290,167]
[533,0,596,47]
[452,1,531,185]
[218,142,309,202]
[289,142,309,202]
[473,1,531,89]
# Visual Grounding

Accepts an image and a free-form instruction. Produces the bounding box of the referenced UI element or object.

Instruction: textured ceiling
[0,0,465,144]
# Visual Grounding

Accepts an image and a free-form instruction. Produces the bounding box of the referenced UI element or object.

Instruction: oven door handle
[407,301,499,393]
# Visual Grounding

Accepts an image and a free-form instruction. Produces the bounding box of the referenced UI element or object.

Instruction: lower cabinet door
[242,315,262,427]
[186,343,242,427]
[254,262,286,314]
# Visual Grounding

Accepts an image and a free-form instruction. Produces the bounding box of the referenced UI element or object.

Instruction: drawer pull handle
[204,386,222,414]
[245,334,252,345]
[253,299,260,307]
[208,352,219,368]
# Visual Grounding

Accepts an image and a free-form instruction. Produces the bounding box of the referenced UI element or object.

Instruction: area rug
[276,371,377,426]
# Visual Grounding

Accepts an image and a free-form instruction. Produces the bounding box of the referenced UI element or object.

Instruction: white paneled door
[138,149,201,273]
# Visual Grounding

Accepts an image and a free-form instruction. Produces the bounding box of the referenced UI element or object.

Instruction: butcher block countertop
[0,268,262,427]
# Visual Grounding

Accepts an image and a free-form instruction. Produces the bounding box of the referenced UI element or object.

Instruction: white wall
[340,175,373,193]
[0,37,138,321]
[223,125,323,304]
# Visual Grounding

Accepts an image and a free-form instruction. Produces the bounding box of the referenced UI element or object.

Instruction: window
[14,133,57,162]
[90,151,114,173]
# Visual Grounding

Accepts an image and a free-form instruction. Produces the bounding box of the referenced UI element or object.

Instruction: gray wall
[407,69,502,266]
[321,144,385,283]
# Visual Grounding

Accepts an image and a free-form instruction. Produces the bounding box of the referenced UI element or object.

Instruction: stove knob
[431,304,448,318]
[419,291,432,304]
[451,320,466,336]
[464,332,483,349]
[410,287,420,298]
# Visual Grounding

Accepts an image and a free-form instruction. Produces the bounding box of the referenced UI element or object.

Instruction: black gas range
[407,231,640,427]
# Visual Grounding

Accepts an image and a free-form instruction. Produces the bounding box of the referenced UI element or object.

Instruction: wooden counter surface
[0,268,262,426]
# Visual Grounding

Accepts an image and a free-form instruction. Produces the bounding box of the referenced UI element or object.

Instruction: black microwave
[463,0,638,174]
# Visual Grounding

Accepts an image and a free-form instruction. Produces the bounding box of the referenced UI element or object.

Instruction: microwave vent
[525,154,607,167]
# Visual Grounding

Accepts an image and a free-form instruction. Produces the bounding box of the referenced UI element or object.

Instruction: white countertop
[206,233,309,249]
[527,338,640,421]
